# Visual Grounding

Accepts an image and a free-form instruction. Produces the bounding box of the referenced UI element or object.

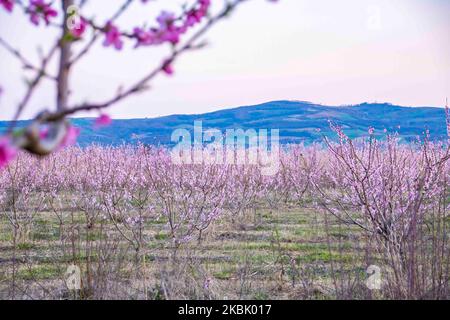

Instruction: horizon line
[0,99,447,122]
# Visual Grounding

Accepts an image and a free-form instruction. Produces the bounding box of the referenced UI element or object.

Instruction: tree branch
[42,0,248,122]
[69,0,135,66]
[0,37,57,81]
[56,0,75,111]
[7,43,59,133]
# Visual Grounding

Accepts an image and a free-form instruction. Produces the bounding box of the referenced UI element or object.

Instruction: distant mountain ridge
[0,101,447,146]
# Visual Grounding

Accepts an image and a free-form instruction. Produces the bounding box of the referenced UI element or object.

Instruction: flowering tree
[146,149,227,248]
[1,139,449,298]
[313,122,450,298]
[0,0,277,168]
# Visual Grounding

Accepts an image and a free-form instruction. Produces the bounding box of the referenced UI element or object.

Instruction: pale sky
[0,0,449,120]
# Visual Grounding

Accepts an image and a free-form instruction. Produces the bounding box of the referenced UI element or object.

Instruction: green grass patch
[154,232,169,240]
[17,242,36,250]
[213,269,234,280]
[253,291,270,300]
[18,264,61,280]
[296,251,354,263]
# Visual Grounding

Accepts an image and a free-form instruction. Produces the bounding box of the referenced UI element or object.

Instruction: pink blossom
[59,125,80,149]
[131,1,212,49]
[0,0,13,12]
[185,0,210,27]
[156,11,183,45]
[28,0,58,26]
[94,114,112,128]
[133,27,155,47]
[161,60,174,76]
[157,11,176,30]
[103,22,123,50]
[162,61,174,75]
[125,216,144,227]
[0,137,17,169]
[329,121,348,141]
[69,17,88,38]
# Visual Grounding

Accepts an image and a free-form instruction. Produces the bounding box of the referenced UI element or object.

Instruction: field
[0,134,449,300]
[0,206,368,300]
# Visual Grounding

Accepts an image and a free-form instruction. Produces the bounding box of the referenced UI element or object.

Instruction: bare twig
[0,37,57,81]
[7,43,59,133]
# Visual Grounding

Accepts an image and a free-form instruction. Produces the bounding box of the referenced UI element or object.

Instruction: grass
[17,264,61,281]
[0,207,381,299]
[154,232,169,241]
[213,269,234,280]
[17,242,35,250]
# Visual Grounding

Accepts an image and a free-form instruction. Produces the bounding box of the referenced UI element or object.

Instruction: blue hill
[0,101,447,146]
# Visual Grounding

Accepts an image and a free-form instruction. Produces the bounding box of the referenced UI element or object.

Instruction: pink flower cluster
[132,0,211,48]
[103,22,123,50]
[28,0,58,26]
[94,114,112,128]
[0,0,13,12]
[69,17,88,38]
[0,0,280,46]
[0,137,17,169]
[1,0,58,24]
[2,133,447,248]
[59,125,80,149]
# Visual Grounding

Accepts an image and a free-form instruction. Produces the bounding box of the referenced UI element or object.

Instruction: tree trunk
[56,0,75,111]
